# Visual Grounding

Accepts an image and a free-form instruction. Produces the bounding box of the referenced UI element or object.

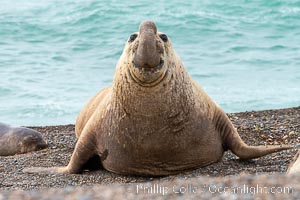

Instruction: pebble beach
[0,107,299,199]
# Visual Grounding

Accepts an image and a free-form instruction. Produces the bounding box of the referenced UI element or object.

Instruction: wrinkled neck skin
[111,45,195,118]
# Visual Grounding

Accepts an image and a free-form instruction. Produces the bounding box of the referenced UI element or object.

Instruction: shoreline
[0,106,299,199]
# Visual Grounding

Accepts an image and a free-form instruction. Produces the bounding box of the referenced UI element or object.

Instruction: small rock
[289,131,296,136]
[282,135,288,140]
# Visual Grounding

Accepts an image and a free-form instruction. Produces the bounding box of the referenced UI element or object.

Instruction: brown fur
[24,21,292,176]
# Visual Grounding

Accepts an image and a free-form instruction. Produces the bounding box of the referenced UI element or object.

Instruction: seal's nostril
[133,36,160,68]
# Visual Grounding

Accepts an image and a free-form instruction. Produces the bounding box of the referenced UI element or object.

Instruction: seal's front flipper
[233,145,293,159]
[214,108,293,159]
[64,128,101,174]
[23,155,103,174]
[23,166,67,174]
[23,128,101,174]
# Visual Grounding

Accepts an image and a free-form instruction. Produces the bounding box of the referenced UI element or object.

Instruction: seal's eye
[129,34,138,42]
[159,34,168,42]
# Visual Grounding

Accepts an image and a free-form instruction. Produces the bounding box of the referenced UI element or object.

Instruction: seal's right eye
[129,34,138,42]
[159,34,168,42]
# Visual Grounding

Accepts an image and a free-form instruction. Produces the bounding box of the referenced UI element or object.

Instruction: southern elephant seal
[24,21,292,176]
[0,122,47,156]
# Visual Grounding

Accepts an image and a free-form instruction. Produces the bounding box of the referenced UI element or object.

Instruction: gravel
[1,173,299,200]
[0,107,299,199]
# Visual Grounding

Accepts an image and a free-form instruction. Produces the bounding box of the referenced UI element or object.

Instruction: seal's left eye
[129,34,138,42]
[159,34,168,42]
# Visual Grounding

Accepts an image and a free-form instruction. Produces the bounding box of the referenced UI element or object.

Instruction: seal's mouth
[133,58,164,73]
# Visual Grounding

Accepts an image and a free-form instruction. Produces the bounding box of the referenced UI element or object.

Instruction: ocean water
[0,0,299,126]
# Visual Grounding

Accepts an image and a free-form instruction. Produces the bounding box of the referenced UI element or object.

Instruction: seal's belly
[99,122,224,176]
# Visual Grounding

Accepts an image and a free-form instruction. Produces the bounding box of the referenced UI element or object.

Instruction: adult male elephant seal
[0,122,47,156]
[24,21,292,176]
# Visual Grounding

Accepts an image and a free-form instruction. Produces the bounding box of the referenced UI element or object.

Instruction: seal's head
[121,21,174,86]
[16,128,48,154]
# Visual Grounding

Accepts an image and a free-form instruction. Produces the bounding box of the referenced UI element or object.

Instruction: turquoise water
[0,0,299,126]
